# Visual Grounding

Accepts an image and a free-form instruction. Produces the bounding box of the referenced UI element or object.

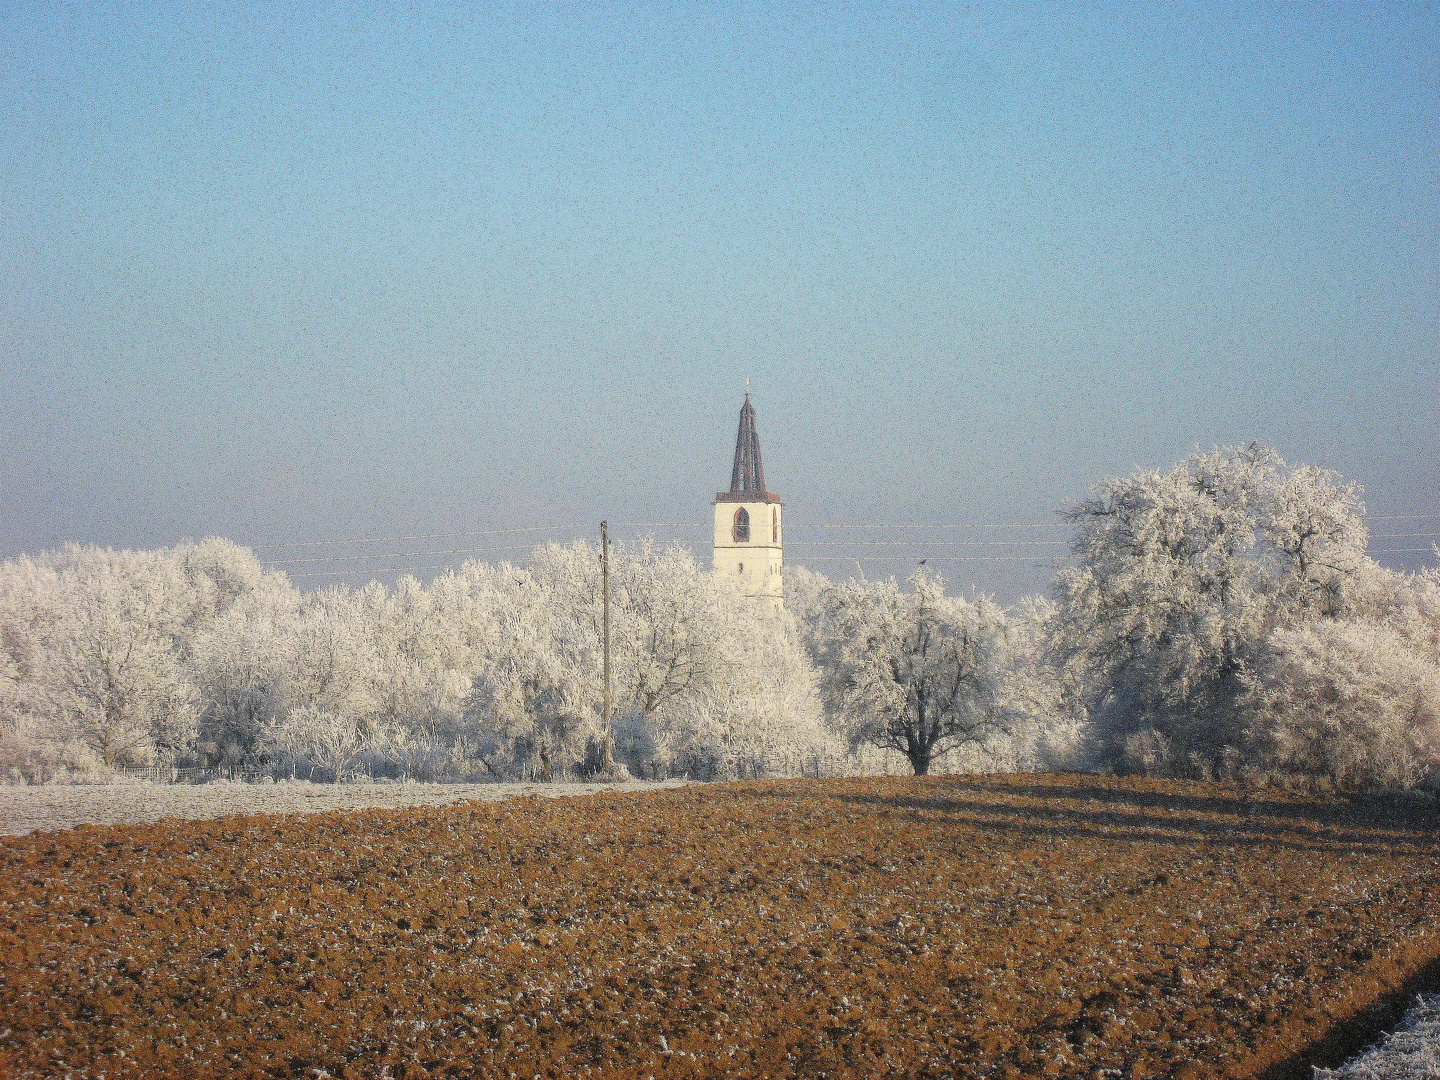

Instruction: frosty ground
[0,778,684,837]
[1317,993,1440,1080]
[3,774,1439,1079]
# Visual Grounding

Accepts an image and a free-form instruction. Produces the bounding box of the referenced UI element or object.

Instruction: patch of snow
[1315,994,1440,1080]
[0,778,687,836]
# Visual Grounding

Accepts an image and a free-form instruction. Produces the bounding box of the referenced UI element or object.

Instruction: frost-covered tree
[261,705,365,781]
[611,540,723,726]
[281,590,380,722]
[985,595,1087,773]
[634,592,837,780]
[0,557,101,780]
[826,569,1011,775]
[459,540,837,782]
[0,542,302,776]
[43,549,202,767]
[606,542,837,780]
[189,575,298,767]
[1242,620,1440,790]
[1054,444,1376,774]
[353,576,472,779]
[465,551,602,781]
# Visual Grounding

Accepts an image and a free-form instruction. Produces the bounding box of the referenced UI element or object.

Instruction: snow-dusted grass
[0,778,685,836]
[1318,994,1440,1080]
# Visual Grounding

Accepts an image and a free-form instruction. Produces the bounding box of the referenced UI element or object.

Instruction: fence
[114,764,272,785]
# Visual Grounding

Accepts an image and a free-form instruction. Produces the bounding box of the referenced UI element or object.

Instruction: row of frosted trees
[2,443,1438,789]
[0,538,841,783]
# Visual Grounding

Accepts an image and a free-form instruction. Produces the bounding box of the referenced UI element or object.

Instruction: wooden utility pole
[601,520,614,771]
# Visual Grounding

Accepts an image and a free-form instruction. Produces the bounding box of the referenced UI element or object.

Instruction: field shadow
[813,778,1440,1077]
[1257,951,1440,1079]
[822,787,1440,857]
[958,776,1438,829]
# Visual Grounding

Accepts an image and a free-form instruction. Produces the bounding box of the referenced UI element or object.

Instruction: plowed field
[2,775,1438,1080]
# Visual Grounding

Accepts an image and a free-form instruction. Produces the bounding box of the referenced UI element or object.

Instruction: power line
[251,522,1078,555]
[788,522,1069,530]
[278,546,1435,580]
[262,533,1438,563]
[797,555,1070,564]
[262,538,1076,566]
[271,544,540,566]
[784,540,1069,548]
[252,524,590,550]
[619,522,1072,528]
[250,516,1440,561]
[284,563,483,579]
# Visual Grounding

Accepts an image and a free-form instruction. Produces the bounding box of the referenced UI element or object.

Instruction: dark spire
[729,393,767,496]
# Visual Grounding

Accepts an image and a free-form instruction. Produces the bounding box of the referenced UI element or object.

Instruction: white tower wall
[712,498,783,610]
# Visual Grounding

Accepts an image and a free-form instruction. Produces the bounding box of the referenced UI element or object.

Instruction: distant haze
[2,4,1435,602]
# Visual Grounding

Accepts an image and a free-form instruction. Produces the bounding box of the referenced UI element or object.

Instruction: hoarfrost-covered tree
[605,542,836,780]
[1054,444,1376,774]
[460,539,837,781]
[986,595,1087,773]
[282,591,379,722]
[828,569,1010,775]
[611,540,722,725]
[357,576,472,779]
[47,549,201,767]
[261,705,365,781]
[189,577,297,767]
[465,551,602,781]
[1242,620,1440,790]
[637,594,836,780]
[0,557,103,780]
[0,543,298,776]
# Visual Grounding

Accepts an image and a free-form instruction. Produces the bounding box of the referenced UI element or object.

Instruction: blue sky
[1,3,1435,598]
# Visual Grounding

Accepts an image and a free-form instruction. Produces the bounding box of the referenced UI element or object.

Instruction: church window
[772,507,779,543]
[733,507,750,543]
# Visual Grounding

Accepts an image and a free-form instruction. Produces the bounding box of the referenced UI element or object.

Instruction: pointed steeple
[712,390,784,610]
[729,393,767,496]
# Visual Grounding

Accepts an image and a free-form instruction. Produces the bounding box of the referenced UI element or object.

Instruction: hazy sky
[2,3,1436,599]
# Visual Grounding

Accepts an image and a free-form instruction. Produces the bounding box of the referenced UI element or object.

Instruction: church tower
[713,393,784,610]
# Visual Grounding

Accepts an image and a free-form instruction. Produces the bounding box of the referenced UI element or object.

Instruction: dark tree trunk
[908,690,933,775]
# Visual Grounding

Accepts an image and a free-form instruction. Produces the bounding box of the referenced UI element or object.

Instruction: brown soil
[1,774,1438,1079]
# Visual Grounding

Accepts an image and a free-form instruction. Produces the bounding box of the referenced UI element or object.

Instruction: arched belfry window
[772,507,779,543]
[733,506,751,543]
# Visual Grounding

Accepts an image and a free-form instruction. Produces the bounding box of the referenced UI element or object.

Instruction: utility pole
[600,520,614,772]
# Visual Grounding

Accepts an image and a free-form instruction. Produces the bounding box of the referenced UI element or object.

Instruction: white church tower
[713,393,784,610]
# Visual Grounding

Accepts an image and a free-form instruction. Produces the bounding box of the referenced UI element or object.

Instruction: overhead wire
[252,512,1437,581]
[271,544,543,565]
[283,564,491,579]
[252,524,590,550]
[798,556,1069,563]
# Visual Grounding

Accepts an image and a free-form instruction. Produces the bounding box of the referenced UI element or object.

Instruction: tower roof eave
[714,491,783,504]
